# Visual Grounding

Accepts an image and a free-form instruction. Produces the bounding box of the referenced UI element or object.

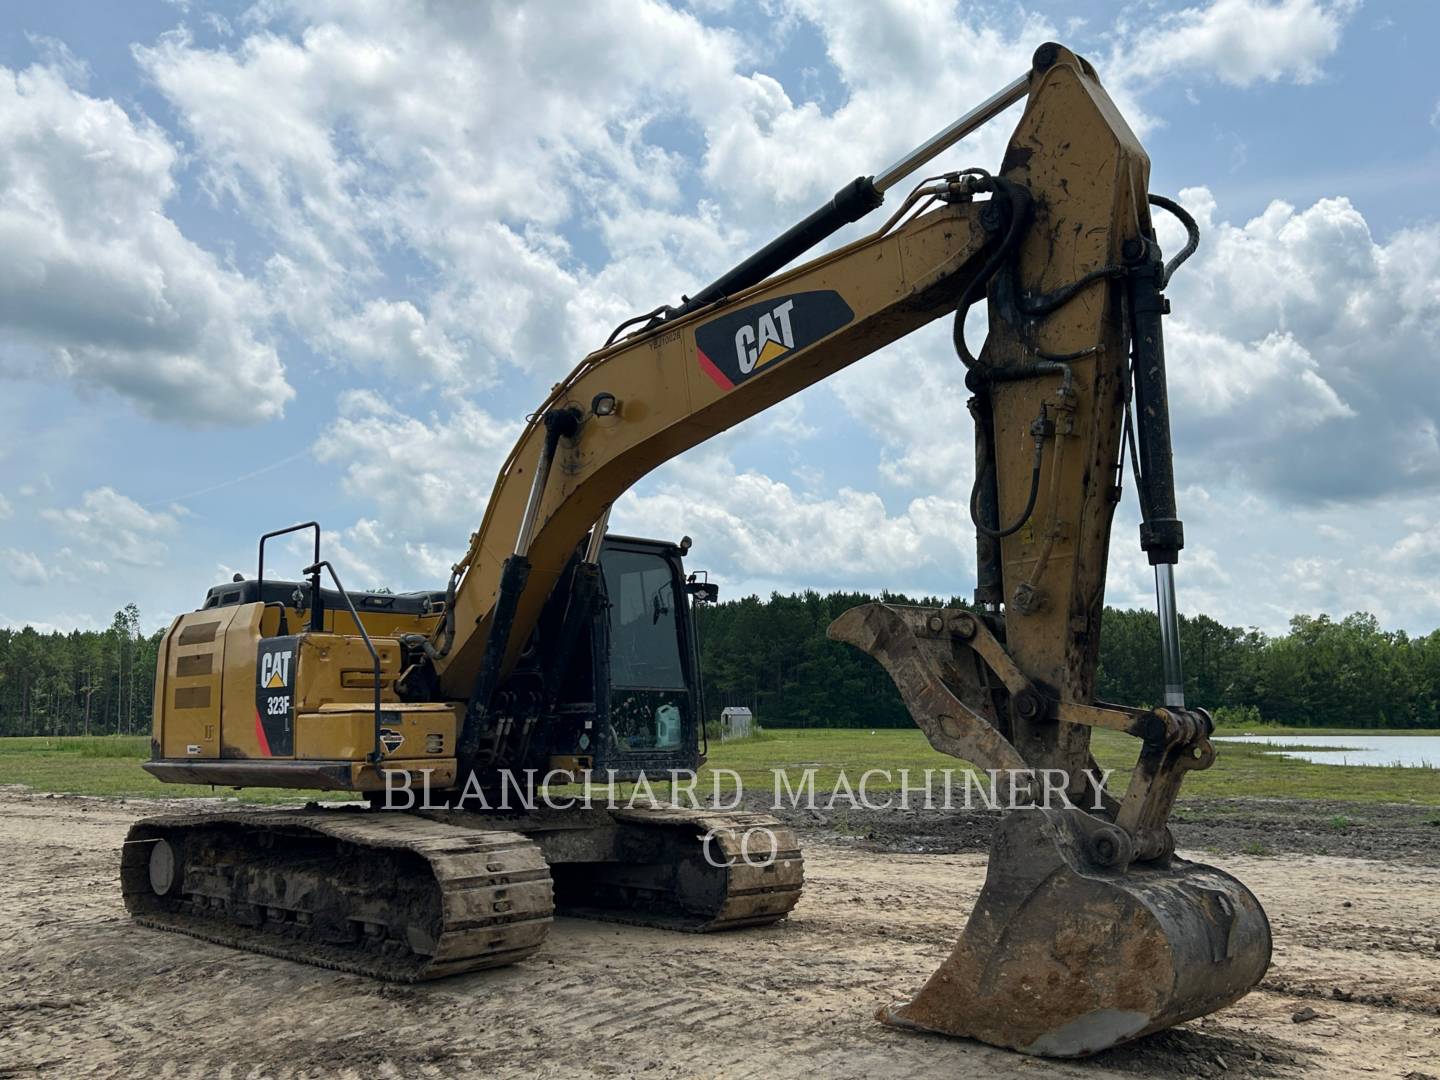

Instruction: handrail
[305,559,385,766]
[259,522,323,633]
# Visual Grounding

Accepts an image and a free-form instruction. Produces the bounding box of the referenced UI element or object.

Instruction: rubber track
[121,810,554,982]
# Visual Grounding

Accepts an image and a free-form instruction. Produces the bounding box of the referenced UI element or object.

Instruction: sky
[1,0,1438,639]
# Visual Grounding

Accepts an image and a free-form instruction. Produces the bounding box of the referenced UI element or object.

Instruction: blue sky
[2,0,1439,638]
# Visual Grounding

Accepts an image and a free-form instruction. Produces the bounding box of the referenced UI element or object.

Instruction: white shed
[719,707,755,741]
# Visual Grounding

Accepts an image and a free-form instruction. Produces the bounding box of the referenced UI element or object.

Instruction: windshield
[602,548,688,690]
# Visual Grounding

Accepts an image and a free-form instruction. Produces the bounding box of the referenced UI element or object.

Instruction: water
[1213,734,1440,768]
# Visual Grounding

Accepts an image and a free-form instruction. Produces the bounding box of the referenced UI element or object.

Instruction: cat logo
[694,290,854,391]
[255,636,300,757]
[380,727,405,754]
[260,648,293,689]
[734,299,795,374]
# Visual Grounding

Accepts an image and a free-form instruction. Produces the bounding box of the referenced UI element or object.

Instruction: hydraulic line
[1017,410,1070,604]
[1148,194,1200,289]
[951,172,1030,369]
[970,427,1043,540]
[967,360,1071,543]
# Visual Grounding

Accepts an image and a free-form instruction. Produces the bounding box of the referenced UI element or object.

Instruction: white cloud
[1096,484,1440,636]
[0,493,11,519]
[317,516,458,590]
[615,449,974,594]
[126,0,1367,405]
[828,322,975,495]
[323,299,466,382]
[1160,187,1440,500]
[1166,325,1352,430]
[310,391,524,585]
[136,3,754,387]
[17,474,51,498]
[40,487,176,567]
[0,62,291,423]
[1110,0,1354,88]
[130,1,1089,394]
[708,0,1046,212]
[753,397,817,443]
[0,609,105,633]
[1387,519,1440,570]
[2,545,109,587]
[3,547,50,586]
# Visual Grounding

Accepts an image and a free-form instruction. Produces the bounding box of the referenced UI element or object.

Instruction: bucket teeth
[879,807,1272,1057]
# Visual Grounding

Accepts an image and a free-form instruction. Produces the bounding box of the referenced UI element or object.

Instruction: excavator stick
[827,43,1272,1057]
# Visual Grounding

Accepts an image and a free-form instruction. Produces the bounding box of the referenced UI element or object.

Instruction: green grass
[0,735,352,803]
[1,727,1438,806]
[699,727,1440,805]
[1209,721,1435,737]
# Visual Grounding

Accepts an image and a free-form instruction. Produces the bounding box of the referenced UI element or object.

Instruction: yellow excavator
[124,43,1270,1058]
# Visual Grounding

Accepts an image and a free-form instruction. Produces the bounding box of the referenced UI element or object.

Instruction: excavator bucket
[829,604,1272,1056]
[878,806,1270,1057]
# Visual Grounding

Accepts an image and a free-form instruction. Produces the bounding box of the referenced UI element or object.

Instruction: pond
[1212,734,1440,768]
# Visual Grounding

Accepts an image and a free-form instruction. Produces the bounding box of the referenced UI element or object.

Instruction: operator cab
[543,534,713,778]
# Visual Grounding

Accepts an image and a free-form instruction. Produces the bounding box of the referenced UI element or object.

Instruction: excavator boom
[435,190,995,700]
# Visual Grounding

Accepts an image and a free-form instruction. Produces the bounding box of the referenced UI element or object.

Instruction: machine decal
[254,636,299,757]
[693,290,854,391]
[379,727,405,754]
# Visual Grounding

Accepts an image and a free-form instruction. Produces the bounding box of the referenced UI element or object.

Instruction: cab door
[593,540,700,774]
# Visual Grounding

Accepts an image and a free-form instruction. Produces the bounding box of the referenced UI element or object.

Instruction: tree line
[695,592,1440,730]
[2,595,1438,736]
[0,605,161,738]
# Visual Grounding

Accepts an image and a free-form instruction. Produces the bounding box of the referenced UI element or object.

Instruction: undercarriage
[121,803,803,981]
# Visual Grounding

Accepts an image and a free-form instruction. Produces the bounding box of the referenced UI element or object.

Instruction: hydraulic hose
[970,429,1044,539]
[952,171,1030,369]
[1148,193,1200,289]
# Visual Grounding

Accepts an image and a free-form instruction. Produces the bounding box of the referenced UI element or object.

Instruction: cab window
[602,549,687,691]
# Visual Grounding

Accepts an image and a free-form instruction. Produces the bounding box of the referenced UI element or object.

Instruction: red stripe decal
[254,707,272,757]
[696,348,733,391]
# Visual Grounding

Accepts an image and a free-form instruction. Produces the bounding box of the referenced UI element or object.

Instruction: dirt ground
[762,795,1440,866]
[0,790,1437,1079]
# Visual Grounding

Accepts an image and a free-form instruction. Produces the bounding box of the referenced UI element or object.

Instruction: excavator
[124,43,1271,1058]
